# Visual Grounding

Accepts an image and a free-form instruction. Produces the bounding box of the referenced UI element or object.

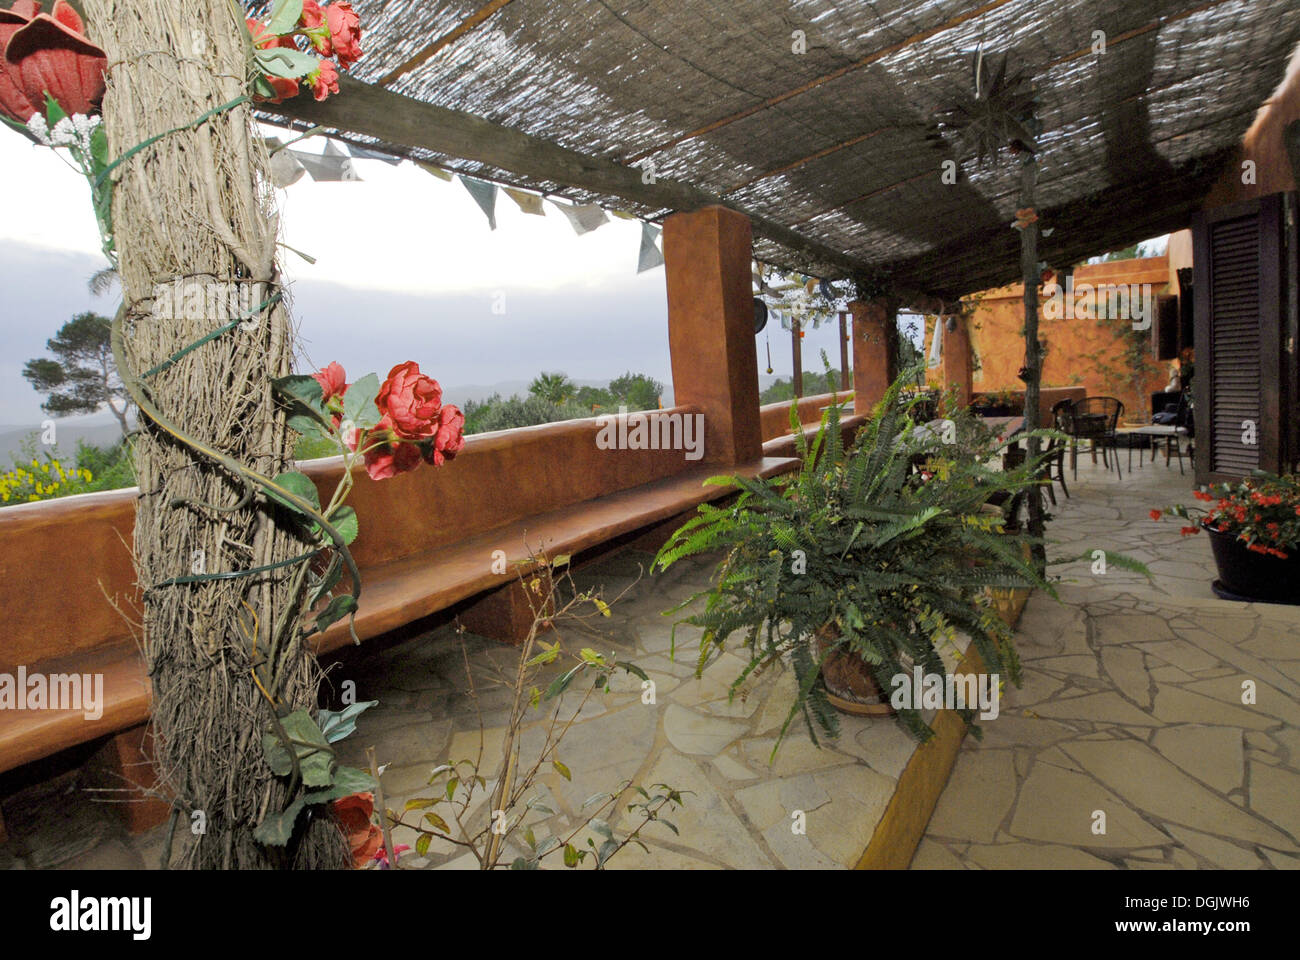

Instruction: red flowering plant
[245,0,361,104]
[1154,472,1300,559]
[248,361,463,853]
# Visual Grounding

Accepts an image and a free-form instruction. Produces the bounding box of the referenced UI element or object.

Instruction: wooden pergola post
[792,316,803,398]
[839,310,851,391]
[662,205,762,465]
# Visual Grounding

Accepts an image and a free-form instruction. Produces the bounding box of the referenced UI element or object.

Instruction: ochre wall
[925,256,1176,422]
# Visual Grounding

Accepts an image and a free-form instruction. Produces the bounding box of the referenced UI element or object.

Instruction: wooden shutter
[1191,195,1286,483]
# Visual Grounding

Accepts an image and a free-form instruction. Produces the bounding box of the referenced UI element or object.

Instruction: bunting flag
[345,142,402,165]
[551,199,608,235]
[503,186,545,216]
[418,161,453,181]
[294,140,361,182]
[637,222,664,273]
[263,137,306,188]
[927,317,943,368]
[460,174,499,230]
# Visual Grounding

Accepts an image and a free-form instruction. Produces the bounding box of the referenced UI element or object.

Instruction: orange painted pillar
[941,315,973,410]
[850,299,893,416]
[663,206,762,465]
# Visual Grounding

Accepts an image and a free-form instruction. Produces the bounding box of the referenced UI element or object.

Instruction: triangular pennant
[503,186,545,216]
[927,317,943,368]
[345,142,402,165]
[460,175,498,230]
[637,222,664,273]
[264,137,306,188]
[551,199,608,235]
[418,161,453,181]
[294,140,361,182]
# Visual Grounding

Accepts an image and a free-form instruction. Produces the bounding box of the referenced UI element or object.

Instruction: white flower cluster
[25,111,101,154]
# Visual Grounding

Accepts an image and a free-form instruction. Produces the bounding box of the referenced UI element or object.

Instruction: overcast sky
[0,124,851,425]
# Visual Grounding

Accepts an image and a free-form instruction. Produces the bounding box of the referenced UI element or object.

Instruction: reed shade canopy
[253,0,1300,300]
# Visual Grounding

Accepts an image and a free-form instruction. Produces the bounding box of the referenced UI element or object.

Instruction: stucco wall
[925,256,1176,422]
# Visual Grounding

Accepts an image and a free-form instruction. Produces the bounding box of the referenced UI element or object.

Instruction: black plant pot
[1204,524,1300,604]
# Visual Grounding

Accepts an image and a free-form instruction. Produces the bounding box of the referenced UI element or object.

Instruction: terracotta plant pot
[1204,524,1300,605]
[816,626,895,717]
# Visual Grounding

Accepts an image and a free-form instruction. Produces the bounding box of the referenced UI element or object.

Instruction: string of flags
[266,134,665,273]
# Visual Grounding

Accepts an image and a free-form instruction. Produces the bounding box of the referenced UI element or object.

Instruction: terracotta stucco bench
[0,407,800,831]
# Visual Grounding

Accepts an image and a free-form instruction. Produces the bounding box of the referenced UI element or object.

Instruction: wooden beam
[267,75,875,279]
[377,0,518,87]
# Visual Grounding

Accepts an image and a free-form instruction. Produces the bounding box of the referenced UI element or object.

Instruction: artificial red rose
[376,361,442,440]
[309,57,339,102]
[332,792,383,869]
[424,404,465,466]
[298,0,333,56]
[311,361,348,402]
[324,1,362,68]
[245,17,300,103]
[3,0,106,120]
[0,1,39,123]
[362,417,422,481]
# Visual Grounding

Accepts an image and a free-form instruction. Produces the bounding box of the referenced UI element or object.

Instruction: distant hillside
[0,409,133,465]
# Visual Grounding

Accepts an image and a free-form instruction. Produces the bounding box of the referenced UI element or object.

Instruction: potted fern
[654,370,1053,749]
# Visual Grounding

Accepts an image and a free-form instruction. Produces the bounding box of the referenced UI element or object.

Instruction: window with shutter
[1191,194,1288,483]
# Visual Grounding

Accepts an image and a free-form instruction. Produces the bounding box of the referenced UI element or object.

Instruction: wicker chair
[1066,397,1124,479]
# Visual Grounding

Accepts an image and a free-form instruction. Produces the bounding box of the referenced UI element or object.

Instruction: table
[1116,424,1191,475]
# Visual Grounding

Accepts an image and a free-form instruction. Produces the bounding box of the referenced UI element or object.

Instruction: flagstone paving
[915,456,1300,870]
[5,452,1295,871]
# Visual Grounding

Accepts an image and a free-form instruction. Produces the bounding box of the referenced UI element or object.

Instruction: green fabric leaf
[253,797,305,846]
[328,505,359,545]
[266,0,304,36]
[343,373,381,430]
[318,699,378,742]
[254,46,319,81]
[312,594,358,635]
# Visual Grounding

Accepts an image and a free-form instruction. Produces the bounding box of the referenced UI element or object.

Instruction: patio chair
[1066,397,1124,480]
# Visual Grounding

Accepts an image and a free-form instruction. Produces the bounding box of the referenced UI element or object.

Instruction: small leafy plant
[383,552,687,870]
[654,368,1055,749]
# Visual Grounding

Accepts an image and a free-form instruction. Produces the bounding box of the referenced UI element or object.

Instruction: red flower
[376,361,442,440]
[299,0,331,55]
[1246,542,1268,555]
[333,792,383,869]
[424,404,465,466]
[2,0,106,120]
[372,843,410,869]
[324,1,362,68]
[1179,526,1199,536]
[0,0,38,123]
[1192,490,1212,502]
[362,417,422,481]
[311,361,348,403]
[1149,509,1162,522]
[308,57,338,102]
[246,18,300,102]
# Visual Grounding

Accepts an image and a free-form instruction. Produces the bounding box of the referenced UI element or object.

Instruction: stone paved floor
[914,453,1300,870]
[6,446,1295,871]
